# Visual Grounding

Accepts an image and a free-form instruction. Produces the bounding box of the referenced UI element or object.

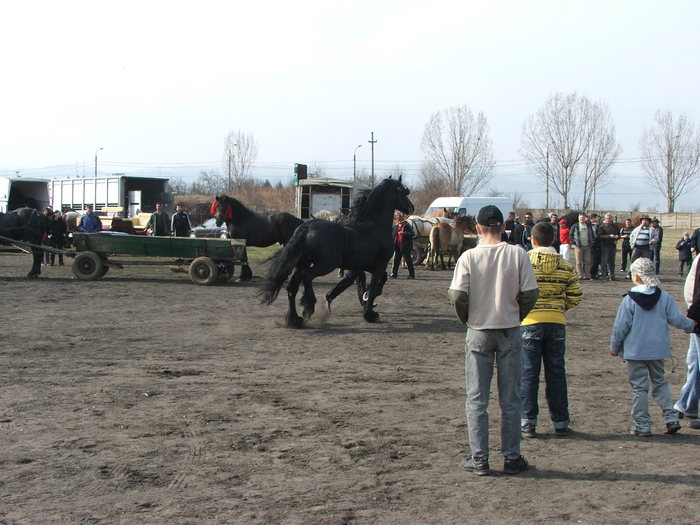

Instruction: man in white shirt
[448,205,539,476]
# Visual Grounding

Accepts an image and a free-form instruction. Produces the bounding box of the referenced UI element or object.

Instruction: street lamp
[353,144,362,183]
[94,147,103,177]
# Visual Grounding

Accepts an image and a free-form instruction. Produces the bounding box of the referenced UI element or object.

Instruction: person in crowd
[48,210,68,266]
[691,226,700,257]
[41,207,53,265]
[511,214,525,249]
[677,253,700,429]
[676,232,693,276]
[449,205,538,476]
[570,212,595,280]
[78,205,102,234]
[589,214,602,279]
[549,213,561,252]
[505,212,516,243]
[651,219,663,273]
[597,213,620,280]
[391,212,415,279]
[170,204,193,237]
[147,203,171,236]
[610,257,692,436]
[558,218,571,262]
[619,218,634,272]
[520,222,582,439]
[628,217,658,277]
[521,212,534,251]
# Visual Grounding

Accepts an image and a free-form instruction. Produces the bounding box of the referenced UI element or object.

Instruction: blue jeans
[465,327,522,461]
[675,334,700,418]
[520,323,570,429]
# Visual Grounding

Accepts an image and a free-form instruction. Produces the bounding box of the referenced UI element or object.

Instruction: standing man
[550,213,561,252]
[78,205,102,234]
[651,219,663,273]
[521,212,534,251]
[589,214,602,279]
[504,212,516,244]
[629,216,658,262]
[448,205,539,476]
[691,226,700,257]
[570,212,595,280]
[147,203,171,236]
[619,218,634,273]
[597,213,620,280]
[171,204,193,237]
[676,254,700,428]
[391,213,415,279]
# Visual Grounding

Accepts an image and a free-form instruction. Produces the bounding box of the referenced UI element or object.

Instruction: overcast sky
[2,0,699,211]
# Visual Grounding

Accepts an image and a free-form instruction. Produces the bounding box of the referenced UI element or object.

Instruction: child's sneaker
[554,427,572,437]
[664,421,681,434]
[503,455,529,475]
[459,457,490,476]
[630,426,652,437]
[521,423,537,438]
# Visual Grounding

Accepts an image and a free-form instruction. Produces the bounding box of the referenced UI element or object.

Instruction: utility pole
[368,132,377,188]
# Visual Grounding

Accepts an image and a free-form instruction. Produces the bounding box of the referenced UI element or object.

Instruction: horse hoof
[325,295,332,312]
[364,311,380,323]
[286,314,305,328]
[26,273,39,279]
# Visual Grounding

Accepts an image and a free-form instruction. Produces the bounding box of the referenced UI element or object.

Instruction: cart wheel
[217,263,236,282]
[189,257,219,286]
[72,251,105,281]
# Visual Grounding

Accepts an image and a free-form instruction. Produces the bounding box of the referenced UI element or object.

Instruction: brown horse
[426,215,473,270]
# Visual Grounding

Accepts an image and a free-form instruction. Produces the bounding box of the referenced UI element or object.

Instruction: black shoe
[554,427,571,437]
[459,457,490,476]
[521,424,536,438]
[503,455,529,475]
[664,421,681,434]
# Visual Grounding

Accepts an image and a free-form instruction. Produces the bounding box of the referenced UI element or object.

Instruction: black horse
[213,194,304,247]
[259,177,414,327]
[0,207,47,278]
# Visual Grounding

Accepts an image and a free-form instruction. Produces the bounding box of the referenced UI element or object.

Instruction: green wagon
[71,233,248,285]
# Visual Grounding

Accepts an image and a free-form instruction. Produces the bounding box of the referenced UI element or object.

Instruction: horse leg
[363,271,387,323]
[239,264,253,281]
[285,269,305,328]
[28,248,42,278]
[356,271,368,306]
[299,275,317,320]
[325,270,358,311]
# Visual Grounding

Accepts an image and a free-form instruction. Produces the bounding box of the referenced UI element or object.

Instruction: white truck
[49,175,172,217]
[0,177,51,213]
[424,196,511,219]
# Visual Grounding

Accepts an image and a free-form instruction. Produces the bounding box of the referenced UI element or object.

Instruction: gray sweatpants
[626,359,678,432]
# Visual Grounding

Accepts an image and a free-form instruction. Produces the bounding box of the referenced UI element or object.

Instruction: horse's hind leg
[325,270,358,311]
[299,275,317,320]
[285,269,305,328]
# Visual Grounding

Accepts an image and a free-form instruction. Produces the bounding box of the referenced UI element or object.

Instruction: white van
[424,196,511,219]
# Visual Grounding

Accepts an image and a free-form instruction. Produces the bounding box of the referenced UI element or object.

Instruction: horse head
[213,195,234,227]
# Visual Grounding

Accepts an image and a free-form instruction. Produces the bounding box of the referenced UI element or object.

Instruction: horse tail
[259,223,309,304]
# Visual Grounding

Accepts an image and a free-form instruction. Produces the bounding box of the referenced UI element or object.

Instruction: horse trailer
[49,175,172,217]
[0,177,51,213]
[295,177,354,219]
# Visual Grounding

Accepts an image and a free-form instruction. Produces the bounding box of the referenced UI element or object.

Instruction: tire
[189,257,219,286]
[72,251,105,281]
[217,263,236,282]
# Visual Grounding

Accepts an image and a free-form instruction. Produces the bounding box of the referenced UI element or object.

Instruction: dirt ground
[1,244,699,524]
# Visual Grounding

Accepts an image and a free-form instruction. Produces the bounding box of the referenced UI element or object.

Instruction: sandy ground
[1,247,699,524]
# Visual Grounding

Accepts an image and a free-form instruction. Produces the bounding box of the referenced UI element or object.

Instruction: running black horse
[0,207,47,278]
[259,176,414,327]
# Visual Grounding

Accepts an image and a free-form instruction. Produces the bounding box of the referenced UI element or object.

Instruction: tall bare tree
[521,92,620,209]
[420,105,495,196]
[640,110,700,212]
[224,130,258,192]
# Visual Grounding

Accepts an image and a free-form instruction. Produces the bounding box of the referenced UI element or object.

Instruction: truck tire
[72,251,105,281]
[189,257,219,286]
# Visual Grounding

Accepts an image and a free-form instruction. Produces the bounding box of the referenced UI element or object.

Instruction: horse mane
[355,178,403,222]
[217,194,255,221]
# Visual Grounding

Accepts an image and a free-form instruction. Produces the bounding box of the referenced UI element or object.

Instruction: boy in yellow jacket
[521,221,583,438]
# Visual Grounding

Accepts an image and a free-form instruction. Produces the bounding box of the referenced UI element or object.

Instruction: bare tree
[224,130,259,192]
[521,93,619,209]
[193,170,226,195]
[421,105,495,196]
[640,110,700,212]
[580,104,621,209]
[169,176,189,196]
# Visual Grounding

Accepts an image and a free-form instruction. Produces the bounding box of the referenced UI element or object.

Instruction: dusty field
[1,245,699,524]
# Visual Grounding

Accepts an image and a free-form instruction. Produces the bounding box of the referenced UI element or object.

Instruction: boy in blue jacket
[610,257,694,436]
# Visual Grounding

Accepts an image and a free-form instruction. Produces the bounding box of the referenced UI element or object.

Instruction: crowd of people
[448,205,700,477]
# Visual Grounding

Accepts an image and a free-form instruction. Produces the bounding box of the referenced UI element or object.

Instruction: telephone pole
[368,132,377,188]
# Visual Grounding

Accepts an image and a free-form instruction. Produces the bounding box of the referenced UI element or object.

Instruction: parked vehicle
[0,177,50,212]
[424,196,511,219]
[190,218,230,239]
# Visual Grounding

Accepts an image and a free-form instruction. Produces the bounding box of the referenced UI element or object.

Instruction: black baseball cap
[477,205,504,226]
